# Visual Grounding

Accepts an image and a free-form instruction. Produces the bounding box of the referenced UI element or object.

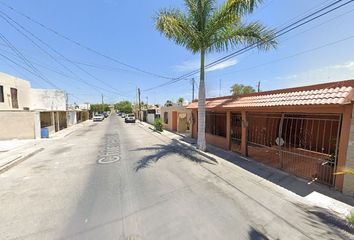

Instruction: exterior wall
[0,111,37,139]
[0,73,31,110]
[342,105,354,197]
[30,89,66,111]
[147,114,155,124]
[161,106,192,133]
[67,111,77,126]
[190,105,354,193]
[206,133,229,150]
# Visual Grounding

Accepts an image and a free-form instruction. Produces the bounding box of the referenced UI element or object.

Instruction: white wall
[147,114,155,124]
[30,89,66,111]
[0,72,31,110]
[67,111,77,126]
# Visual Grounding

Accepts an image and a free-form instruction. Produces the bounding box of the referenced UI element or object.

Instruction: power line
[218,35,354,76]
[0,10,127,97]
[0,0,174,80]
[144,0,354,91]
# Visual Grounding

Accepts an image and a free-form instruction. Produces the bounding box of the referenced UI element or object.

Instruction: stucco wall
[147,114,155,124]
[30,89,66,111]
[161,106,191,133]
[343,108,354,197]
[0,111,37,139]
[206,133,229,150]
[0,73,31,110]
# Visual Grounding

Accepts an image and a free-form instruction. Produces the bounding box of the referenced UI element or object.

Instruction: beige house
[0,72,90,140]
[160,105,191,133]
[0,72,31,110]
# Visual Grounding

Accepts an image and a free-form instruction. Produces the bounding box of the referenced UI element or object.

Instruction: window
[164,112,168,124]
[0,85,3,102]
[10,88,18,109]
[205,112,226,137]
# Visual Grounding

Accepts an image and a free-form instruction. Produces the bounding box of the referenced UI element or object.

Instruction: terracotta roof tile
[187,81,354,109]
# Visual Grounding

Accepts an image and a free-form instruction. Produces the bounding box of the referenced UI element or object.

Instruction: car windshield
[128,114,134,117]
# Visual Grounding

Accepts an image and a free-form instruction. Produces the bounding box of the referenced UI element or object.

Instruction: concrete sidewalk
[0,120,92,173]
[137,120,354,221]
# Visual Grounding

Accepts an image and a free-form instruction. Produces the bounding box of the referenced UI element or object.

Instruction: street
[0,114,353,240]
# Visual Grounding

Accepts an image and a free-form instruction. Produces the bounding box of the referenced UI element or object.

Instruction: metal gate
[247,113,341,186]
[231,113,242,153]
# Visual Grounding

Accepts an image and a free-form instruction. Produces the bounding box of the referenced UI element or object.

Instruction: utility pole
[138,88,141,120]
[146,96,148,107]
[191,78,195,100]
[101,93,104,104]
[257,81,261,92]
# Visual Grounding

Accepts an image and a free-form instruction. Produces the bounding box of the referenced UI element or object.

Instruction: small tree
[177,97,184,106]
[164,100,173,107]
[115,101,133,113]
[230,84,256,96]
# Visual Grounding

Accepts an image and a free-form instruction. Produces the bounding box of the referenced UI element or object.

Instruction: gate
[247,113,341,186]
[231,113,242,153]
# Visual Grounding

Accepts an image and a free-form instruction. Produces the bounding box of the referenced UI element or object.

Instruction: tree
[91,104,110,113]
[156,0,277,150]
[164,100,173,107]
[177,97,184,106]
[114,101,133,113]
[230,84,256,95]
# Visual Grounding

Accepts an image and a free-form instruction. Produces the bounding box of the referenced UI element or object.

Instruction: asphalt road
[0,114,353,240]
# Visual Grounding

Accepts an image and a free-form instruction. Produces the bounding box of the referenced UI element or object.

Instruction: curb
[0,147,44,174]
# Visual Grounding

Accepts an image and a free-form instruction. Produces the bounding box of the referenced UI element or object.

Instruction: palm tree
[156,0,277,151]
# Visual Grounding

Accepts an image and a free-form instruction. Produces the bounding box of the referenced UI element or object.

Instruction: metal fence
[247,113,341,186]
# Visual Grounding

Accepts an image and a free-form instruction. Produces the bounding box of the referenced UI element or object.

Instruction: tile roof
[187,80,354,109]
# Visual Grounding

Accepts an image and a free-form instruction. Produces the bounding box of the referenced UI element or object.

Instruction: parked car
[103,112,109,118]
[125,114,136,123]
[121,113,126,118]
[93,114,104,122]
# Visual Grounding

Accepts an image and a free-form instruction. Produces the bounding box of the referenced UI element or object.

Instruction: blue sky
[0,0,354,105]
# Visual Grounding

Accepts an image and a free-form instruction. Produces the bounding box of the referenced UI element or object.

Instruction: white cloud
[275,74,298,80]
[331,61,354,70]
[173,58,238,73]
[173,59,200,72]
[276,60,354,88]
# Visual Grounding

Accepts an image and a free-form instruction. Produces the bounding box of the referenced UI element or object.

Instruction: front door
[172,111,177,131]
[10,88,18,109]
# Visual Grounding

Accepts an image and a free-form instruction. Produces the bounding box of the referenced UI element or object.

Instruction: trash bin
[41,127,49,138]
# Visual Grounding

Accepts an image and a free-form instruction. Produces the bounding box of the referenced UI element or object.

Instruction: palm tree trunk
[197,49,206,151]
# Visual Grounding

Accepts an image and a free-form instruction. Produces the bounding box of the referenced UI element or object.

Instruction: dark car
[103,112,109,118]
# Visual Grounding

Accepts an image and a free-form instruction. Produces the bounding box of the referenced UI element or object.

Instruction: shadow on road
[132,139,217,172]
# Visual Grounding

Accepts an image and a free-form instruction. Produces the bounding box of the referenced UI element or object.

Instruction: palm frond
[155,8,201,52]
[207,21,277,53]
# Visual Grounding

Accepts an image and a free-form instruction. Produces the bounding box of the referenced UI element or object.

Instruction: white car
[93,114,104,122]
[125,114,136,123]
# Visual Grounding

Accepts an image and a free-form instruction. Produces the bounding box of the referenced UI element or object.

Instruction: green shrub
[348,214,354,225]
[154,118,163,132]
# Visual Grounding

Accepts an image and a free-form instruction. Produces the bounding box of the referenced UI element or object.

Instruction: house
[31,88,68,134]
[160,105,192,133]
[0,72,90,140]
[187,80,354,197]
[146,107,160,124]
[0,73,40,139]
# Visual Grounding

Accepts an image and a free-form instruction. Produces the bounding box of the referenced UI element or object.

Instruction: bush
[154,118,163,132]
[348,214,354,225]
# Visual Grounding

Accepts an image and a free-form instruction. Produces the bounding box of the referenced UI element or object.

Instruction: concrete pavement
[0,114,353,239]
